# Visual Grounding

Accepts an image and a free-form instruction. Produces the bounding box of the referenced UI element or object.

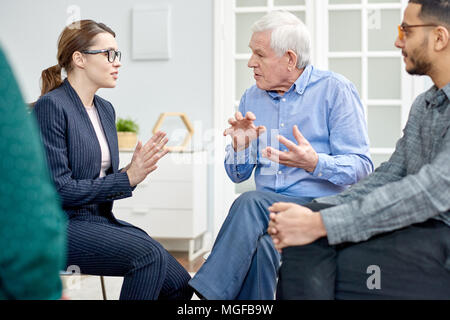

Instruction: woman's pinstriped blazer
[33,79,133,221]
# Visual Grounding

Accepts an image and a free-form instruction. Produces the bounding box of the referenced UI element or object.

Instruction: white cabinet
[114,150,208,260]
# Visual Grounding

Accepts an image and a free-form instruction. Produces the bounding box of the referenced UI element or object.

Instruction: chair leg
[100,276,107,300]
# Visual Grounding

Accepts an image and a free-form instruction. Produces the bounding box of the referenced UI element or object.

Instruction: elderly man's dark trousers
[277,203,450,300]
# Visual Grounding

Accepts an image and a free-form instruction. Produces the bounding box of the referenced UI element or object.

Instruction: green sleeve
[0,47,67,300]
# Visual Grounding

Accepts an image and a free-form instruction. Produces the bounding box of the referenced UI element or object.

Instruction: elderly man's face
[248,30,291,92]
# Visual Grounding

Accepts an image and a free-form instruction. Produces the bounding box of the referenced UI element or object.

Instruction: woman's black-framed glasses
[82,49,122,63]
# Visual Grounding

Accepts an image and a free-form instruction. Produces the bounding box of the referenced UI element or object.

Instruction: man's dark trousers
[277,203,450,300]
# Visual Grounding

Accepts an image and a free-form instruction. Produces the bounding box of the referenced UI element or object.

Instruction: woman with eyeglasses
[33,20,193,300]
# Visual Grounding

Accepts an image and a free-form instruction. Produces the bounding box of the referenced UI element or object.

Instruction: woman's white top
[85,104,111,178]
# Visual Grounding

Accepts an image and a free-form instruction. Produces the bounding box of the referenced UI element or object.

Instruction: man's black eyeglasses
[82,49,121,63]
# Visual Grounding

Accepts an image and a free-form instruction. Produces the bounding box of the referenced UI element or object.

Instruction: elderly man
[189,11,373,300]
[269,0,450,300]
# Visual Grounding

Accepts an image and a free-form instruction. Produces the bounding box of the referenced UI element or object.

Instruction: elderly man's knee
[229,191,274,218]
[234,190,273,207]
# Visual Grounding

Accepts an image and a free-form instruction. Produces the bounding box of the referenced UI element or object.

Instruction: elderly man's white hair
[251,10,311,69]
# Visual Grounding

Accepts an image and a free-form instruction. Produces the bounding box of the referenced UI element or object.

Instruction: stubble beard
[406,38,432,76]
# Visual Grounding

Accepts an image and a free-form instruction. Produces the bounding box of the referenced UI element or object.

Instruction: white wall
[0,0,213,142]
[0,0,215,234]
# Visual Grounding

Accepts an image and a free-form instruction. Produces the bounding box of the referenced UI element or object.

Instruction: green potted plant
[116,117,139,150]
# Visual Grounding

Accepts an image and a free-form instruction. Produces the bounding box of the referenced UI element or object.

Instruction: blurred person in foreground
[0,46,66,300]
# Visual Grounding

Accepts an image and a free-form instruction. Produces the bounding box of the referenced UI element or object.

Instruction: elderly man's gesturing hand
[223,111,266,152]
[262,125,318,172]
[267,202,327,251]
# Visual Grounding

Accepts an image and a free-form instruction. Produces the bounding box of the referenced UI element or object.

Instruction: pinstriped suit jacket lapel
[62,79,118,174]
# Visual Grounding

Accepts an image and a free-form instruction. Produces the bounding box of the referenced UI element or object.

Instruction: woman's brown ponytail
[40,64,63,97]
[38,20,116,98]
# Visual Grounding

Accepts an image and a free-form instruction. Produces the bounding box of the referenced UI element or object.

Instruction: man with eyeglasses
[269,0,450,300]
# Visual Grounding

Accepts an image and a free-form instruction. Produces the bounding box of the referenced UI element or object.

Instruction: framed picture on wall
[132,5,171,60]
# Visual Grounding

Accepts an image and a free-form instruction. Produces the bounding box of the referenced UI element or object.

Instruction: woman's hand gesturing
[126,131,169,187]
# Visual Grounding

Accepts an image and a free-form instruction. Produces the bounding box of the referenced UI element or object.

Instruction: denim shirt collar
[293,64,313,95]
[442,82,450,101]
[267,64,313,99]
[424,82,450,110]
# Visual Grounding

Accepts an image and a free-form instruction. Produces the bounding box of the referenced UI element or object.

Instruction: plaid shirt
[317,83,450,245]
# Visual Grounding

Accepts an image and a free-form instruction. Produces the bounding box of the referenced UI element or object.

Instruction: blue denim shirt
[225,65,373,198]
